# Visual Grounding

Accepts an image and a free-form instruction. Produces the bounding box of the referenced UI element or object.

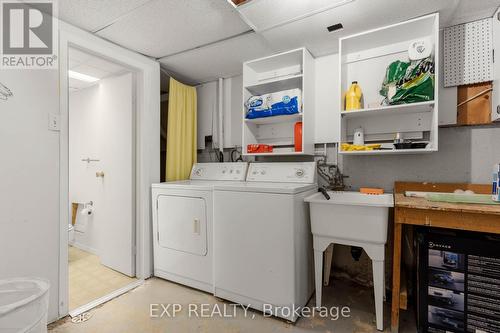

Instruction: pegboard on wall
[444,18,493,87]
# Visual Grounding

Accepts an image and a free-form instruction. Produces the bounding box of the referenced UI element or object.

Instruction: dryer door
[157,195,207,256]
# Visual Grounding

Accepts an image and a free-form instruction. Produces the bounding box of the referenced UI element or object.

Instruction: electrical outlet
[48,113,60,131]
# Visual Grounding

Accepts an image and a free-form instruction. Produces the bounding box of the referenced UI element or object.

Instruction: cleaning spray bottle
[345,81,363,111]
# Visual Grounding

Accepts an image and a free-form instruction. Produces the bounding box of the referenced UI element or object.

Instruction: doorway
[58,23,160,320]
[67,46,137,314]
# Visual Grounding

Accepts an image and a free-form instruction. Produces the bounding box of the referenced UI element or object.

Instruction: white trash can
[0,278,50,333]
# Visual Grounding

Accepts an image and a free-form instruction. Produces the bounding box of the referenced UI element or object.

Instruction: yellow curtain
[166,78,197,181]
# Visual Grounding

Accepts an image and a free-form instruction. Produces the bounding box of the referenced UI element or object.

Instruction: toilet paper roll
[80,207,93,216]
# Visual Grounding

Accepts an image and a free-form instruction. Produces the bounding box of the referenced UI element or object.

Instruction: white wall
[69,73,133,261]
[0,70,60,321]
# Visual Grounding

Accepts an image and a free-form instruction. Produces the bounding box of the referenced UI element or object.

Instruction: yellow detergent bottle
[345,81,362,111]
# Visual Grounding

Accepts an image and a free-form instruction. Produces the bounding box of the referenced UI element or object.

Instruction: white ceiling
[58,0,500,85]
[95,0,250,58]
[58,0,152,32]
[447,0,500,26]
[258,0,461,57]
[158,32,273,85]
[69,48,128,91]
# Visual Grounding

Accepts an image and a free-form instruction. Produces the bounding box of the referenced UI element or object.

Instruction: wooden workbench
[391,182,500,333]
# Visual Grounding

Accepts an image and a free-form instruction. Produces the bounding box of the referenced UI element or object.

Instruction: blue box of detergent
[245,88,302,119]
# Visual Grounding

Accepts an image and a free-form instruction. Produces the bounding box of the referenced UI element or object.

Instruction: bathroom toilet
[68,224,75,245]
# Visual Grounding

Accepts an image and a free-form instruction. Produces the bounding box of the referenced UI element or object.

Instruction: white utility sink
[305,191,394,331]
[306,191,393,244]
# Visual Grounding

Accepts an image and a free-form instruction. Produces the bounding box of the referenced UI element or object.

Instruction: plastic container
[345,81,362,111]
[294,121,302,152]
[493,164,500,202]
[0,278,50,333]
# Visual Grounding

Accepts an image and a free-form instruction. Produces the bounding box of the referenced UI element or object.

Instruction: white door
[157,195,207,256]
[99,73,135,277]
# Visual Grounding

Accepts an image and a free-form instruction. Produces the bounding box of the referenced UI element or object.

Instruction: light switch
[48,113,60,131]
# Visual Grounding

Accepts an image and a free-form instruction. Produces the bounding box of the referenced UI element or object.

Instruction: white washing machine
[213,162,317,322]
[151,162,248,293]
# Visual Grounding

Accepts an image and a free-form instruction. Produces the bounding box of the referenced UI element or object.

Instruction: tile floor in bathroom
[69,246,137,310]
[51,277,417,333]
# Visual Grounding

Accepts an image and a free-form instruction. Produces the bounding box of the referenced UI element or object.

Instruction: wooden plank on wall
[457,82,492,125]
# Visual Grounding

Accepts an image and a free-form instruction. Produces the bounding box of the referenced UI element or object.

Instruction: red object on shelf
[247,144,273,153]
[294,121,303,152]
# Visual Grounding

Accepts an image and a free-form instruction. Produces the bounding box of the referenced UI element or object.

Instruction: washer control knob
[194,168,202,176]
[295,169,305,177]
[260,170,266,175]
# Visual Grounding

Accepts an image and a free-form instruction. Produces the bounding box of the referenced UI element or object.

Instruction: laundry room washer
[213,162,317,322]
[151,162,248,293]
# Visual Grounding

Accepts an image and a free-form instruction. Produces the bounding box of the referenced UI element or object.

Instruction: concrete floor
[49,277,417,333]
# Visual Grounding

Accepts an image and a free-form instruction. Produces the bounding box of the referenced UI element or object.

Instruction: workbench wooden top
[395,193,500,215]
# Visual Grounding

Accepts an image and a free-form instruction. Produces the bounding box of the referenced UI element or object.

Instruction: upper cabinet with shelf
[339,13,439,155]
[242,48,315,156]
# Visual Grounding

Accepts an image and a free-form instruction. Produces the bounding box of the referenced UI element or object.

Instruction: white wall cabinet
[242,47,315,156]
[338,13,439,155]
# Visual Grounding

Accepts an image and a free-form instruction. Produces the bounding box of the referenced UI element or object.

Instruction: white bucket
[0,278,50,333]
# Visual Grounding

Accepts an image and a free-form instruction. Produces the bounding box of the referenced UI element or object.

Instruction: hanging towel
[166,78,197,181]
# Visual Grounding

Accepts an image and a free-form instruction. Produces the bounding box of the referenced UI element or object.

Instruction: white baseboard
[72,242,99,256]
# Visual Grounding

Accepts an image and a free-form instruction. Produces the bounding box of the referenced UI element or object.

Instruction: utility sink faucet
[317,158,349,191]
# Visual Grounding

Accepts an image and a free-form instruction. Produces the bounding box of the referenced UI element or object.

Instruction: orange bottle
[294,121,303,152]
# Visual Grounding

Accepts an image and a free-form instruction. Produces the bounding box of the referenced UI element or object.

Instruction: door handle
[193,218,200,235]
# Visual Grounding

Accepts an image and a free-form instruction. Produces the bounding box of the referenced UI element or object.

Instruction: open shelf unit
[242,48,315,156]
[339,148,434,155]
[340,101,435,118]
[244,113,302,125]
[338,13,439,155]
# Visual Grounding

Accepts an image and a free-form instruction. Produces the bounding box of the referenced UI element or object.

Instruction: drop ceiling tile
[58,0,152,32]
[259,0,460,57]
[158,32,273,84]
[237,0,354,31]
[447,0,500,26]
[96,0,250,58]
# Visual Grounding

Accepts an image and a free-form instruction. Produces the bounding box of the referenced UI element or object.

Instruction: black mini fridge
[416,228,500,333]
